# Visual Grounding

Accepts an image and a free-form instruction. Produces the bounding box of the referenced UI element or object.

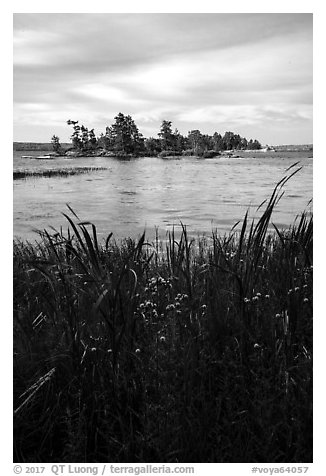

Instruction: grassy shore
[13,169,312,463]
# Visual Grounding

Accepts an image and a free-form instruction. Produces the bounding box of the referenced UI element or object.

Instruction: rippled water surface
[13,151,313,242]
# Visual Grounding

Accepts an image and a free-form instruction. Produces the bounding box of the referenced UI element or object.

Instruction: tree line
[52,113,262,157]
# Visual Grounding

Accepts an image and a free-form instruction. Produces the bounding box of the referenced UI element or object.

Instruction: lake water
[13,150,313,243]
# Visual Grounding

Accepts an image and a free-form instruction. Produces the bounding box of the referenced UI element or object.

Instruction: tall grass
[13,167,107,180]
[13,169,312,462]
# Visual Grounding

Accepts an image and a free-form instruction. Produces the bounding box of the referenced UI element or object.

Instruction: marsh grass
[13,168,312,462]
[13,167,107,180]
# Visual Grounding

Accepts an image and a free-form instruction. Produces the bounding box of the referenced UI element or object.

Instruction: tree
[67,120,82,150]
[188,130,205,155]
[240,137,248,150]
[247,139,262,150]
[212,132,224,151]
[80,125,90,150]
[173,128,186,153]
[105,113,144,155]
[158,120,175,151]
[223,131,237,150]
[202,134,214,152]
[67,120,98,152]
[51,135,62,154]
[88,129,97,150]
[145,137,162,156]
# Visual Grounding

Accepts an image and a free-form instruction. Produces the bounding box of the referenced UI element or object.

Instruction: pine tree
[51,135,62,154]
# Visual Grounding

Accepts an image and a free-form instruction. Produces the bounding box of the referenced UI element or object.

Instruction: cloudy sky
[13,13,313,145]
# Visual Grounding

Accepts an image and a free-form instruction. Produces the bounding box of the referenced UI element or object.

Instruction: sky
[13,13,313,145]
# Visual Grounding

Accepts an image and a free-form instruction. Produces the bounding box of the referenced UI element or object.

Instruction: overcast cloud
[13,13,313,145]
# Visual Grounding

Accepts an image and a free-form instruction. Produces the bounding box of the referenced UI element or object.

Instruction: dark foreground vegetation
[14,170,312,463]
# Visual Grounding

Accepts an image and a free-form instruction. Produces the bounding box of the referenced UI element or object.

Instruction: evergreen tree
[67,120,83,150]
[105,113,144,155]
[145,137,162,156]
[51,135,62,154]
[188,130,205,155]
[88,129,97,150]
[80,125,90,150]
[173,128,186,153]
[158,120,175,151]
[212,132,224,151]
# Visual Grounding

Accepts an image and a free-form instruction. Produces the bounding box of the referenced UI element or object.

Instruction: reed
[13,169,312,463]
[13,167,107,180]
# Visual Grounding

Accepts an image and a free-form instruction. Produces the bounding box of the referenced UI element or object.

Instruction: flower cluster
[144,276,173,294]
[137,299,158,322]
[244,292,270,304]
[166,293,189,315]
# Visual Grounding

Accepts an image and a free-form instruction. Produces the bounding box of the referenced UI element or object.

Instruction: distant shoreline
[13,142,313,154]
